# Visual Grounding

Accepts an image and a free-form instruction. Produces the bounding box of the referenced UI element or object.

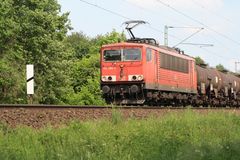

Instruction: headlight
[138,75,143,80]
[102,76,116,82]
[128,75,144,81]
[102,76,107,81]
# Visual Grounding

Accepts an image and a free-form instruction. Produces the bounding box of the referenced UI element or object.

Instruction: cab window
[103,50,121,61]
[103,48,141,61]
[123,49,141,61]
[146,48,152,61]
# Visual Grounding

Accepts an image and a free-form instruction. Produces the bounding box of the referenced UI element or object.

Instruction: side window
[146,48,152,62]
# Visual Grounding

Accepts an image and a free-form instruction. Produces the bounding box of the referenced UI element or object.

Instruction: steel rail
[0,104,239,110]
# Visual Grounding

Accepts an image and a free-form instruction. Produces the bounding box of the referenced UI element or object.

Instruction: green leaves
[96,30,126,47]
[64,32,92,59]
[67,54,105,105]
[216,64,228,72]
[65,30,126,105]
[0,0,71,104]
[195,56,206,66]
[0,0,126,105]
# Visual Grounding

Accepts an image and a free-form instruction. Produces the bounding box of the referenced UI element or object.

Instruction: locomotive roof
[102,42,195,61]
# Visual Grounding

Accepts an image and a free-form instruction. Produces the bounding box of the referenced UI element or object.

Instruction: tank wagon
[196,66,240,106]
[100,21,240,107]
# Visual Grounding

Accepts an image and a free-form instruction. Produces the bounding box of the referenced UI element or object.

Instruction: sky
[58,0,240,72]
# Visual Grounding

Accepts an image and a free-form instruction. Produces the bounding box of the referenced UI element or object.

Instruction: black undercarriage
[101,83,240,107]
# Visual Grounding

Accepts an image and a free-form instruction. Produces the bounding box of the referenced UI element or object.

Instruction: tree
[64,32,92,59]
[0,0,72,104]
[66,30,126,105]
[0,0,26,103]
[195,56,206,66]
[216,64,228,72]
[95,30,126,47]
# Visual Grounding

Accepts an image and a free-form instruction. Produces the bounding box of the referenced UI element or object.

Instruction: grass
[1,110,240,159]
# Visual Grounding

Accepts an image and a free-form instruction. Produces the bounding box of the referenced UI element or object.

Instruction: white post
[26,64,34,104]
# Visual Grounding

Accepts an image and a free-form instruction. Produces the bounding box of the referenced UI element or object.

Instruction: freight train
[100,21,240,107]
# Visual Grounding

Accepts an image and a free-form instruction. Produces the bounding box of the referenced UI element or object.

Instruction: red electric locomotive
[100,21,197,105]
[100,21,240,106]
[101,41,197,105]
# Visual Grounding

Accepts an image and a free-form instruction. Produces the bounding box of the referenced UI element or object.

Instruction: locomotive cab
[100,42,146,104]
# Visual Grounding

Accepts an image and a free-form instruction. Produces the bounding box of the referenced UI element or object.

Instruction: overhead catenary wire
[122,0,238,60]
[78,0,195,43]
[121,0,189,27]
[79,0,166,38]
[121,0,205,43]
[173,27,204,47]
[188,0,238,54]
[122,1,237,58]
[78,0,233,66]
[181,43,214,47]
[200,30,237,55]
[79,0,131,20]
[200,47,230,60]
[190,0,235,26]
[155,0,240,46]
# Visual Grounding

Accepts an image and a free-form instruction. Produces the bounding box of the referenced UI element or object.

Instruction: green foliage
[195,56,206,66]
[0,0,26,103]
[216,64,228,72]
[0,0,126,105]
[66,53,105,105]
[71,54,100,92]
[67,78,105,105]
[0,60,26,103]
[64,32,93,59]
[95,30,126,47]
[1,111,240,159]
[66,30,126,105]
[0,0,72,104]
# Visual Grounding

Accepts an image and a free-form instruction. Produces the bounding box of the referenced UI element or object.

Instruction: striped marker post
[26,64,34,104]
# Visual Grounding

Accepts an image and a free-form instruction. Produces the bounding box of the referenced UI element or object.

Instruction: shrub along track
[0,104,240,128]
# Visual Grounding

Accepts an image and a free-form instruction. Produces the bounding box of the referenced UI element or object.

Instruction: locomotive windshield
[103,50,121,61]
[103,49,141,61]
[123,49,141,61]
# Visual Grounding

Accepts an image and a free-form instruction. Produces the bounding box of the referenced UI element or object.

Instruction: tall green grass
[1,110,240,160]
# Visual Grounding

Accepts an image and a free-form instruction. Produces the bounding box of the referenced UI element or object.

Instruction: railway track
[0,104,239,128]
[0,104,239,110]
